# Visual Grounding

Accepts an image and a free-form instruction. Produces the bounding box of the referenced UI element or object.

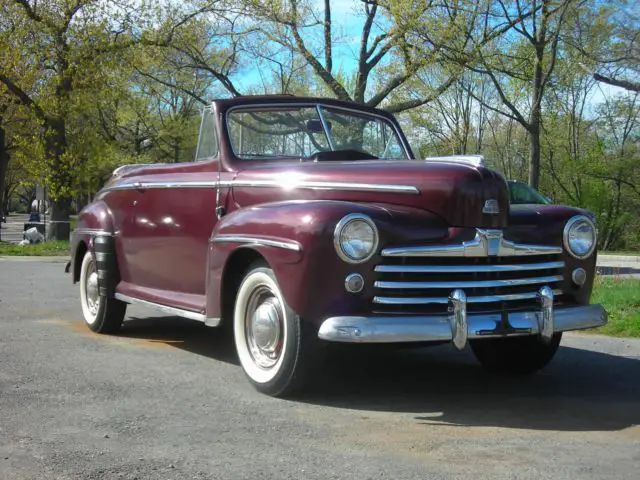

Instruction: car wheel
[470,333,562,375]
[79,250,126,333]
[233,263,318,397]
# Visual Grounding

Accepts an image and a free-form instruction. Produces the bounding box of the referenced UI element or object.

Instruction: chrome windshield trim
[374,274,564,290]
[375,261,565,273]
[381,229,563,257]
[316,105,335,150]
[225,102,413,160]
[213,234,302,252]
[373,289,564,305]
[114,293,206,322]
[71,228,115,237]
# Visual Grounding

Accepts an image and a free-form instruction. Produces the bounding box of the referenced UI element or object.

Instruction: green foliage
[0,240,69,256]
[591,276,640,338]
[0,0,637,249]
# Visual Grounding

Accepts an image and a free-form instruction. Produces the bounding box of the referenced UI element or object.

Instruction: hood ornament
[482,199,500,215]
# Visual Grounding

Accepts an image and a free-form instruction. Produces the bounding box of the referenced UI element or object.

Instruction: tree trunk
[528,50,544,189]
[0,122,8,216]
[44,118,73,241]
[48,196,72,241]
[528,124,541,189]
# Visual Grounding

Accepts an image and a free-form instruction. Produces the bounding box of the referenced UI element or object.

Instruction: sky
[234,0,368,91]
[231,0,626,110]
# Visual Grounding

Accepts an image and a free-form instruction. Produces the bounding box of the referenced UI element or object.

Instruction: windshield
[508,182,551,205]
[227,105,407,160]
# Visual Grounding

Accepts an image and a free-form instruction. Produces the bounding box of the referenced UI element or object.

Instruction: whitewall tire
[233,264,318,397]
[79,250,126,333]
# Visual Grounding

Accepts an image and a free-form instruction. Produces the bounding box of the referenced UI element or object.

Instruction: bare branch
[323,0,332,73]
[385,75,458,112]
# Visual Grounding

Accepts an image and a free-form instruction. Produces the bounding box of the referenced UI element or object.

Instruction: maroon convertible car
[67,95,606,397]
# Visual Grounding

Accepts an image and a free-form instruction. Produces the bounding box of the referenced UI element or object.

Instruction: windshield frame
[224,102,412,161]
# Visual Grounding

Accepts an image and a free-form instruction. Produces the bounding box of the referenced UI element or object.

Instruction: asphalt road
[1,259,639,479]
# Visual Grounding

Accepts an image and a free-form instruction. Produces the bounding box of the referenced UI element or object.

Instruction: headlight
[333,214,379,263]
[563,215,596,259]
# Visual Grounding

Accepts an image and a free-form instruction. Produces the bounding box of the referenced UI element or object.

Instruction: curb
[598,254,640,263]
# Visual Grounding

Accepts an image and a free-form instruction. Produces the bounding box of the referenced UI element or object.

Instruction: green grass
[0,240,70,256]
[591,276,640,337]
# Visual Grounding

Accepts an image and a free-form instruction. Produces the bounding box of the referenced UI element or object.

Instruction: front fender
[206,200,448,325]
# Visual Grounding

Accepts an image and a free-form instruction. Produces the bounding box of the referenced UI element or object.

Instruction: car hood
[231,160,510,228]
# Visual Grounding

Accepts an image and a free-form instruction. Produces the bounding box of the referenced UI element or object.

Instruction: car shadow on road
[301,343,640,433]
[116,315,639,433]
[119,315,239,365]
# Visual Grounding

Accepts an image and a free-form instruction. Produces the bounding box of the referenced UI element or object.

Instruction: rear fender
[69,201,116,284]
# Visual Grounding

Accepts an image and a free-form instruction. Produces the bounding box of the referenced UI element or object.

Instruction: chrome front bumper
[318,292,607,350]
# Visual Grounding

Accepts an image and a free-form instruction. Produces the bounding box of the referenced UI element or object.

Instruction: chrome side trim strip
[107,181,217,191]
[375,275,564,290]
[317,304,608,344]
[114,293,206,322]
[213,234,302,252]
[104,179,419,195]
[375,261,565,273]
[71,228,115,237]
[218,179,419,194]
[373,289,564,305]
[381,229,563,257]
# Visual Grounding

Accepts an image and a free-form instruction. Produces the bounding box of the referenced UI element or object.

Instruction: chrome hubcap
[246,287,284,369]
[85,263,100,316]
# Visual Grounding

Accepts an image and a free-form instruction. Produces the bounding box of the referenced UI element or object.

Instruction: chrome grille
[373,253,567,314]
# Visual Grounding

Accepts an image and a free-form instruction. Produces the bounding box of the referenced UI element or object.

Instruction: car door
[120,108,220,306]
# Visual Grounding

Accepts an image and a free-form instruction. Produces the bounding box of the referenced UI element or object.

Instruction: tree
[236,0,460,112]
[0,102,9,215]
[568,0,640,93]
[449,0,574,189]
[0,0,214,239]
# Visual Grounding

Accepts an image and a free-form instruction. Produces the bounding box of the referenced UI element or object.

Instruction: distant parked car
[508,180,552,205]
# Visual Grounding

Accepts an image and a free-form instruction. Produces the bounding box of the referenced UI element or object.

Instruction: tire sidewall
[234,266,302,394]
[80,250,106,331]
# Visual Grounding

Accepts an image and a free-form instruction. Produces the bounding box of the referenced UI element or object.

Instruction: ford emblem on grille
[482,199,500,215]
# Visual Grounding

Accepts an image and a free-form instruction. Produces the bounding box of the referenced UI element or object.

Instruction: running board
[114,293,221,327]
